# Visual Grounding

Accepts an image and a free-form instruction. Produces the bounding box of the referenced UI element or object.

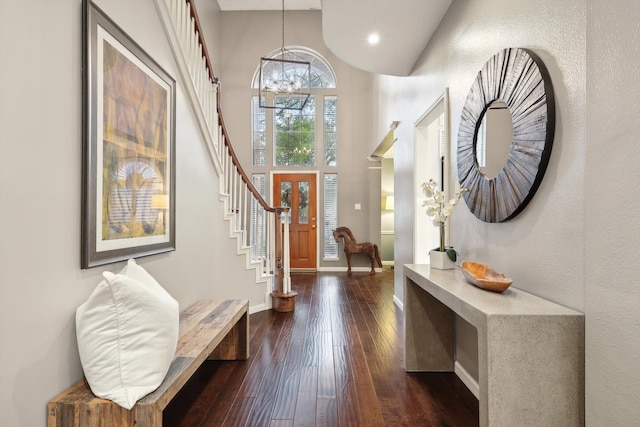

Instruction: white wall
[585,1,640,424]
[213,10,376,270]
[378,0,639,424]
[0,1,262,425]
[386,0,586,310]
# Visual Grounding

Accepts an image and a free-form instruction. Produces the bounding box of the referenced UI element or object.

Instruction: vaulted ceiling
[216,0,452,76]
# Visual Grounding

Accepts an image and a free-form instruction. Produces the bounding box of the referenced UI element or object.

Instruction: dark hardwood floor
[164,269,478,426]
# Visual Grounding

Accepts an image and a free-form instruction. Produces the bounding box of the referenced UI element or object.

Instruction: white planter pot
[429,250,455,270]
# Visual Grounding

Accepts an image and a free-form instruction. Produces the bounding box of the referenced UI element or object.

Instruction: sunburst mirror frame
[457,48,555,223]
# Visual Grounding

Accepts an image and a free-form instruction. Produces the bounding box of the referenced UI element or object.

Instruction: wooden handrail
[217,101,277,213]
[163,0,296,311]
[184,0,275,213]
[184,0,217,85]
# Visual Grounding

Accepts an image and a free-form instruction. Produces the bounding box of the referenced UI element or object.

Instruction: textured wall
[377,0,639,423]
[384,0,586,312]
[584,1,640,424]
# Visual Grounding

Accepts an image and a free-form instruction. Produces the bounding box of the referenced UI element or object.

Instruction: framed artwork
[82,0,176,268]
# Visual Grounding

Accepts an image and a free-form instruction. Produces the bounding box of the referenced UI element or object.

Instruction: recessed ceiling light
[368,33,380,45]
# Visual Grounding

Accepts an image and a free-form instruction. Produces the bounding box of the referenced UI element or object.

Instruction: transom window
[252,47,336,90]
[251,48,337,167]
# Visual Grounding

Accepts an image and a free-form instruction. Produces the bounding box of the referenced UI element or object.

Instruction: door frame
[413,88,450,264]
[270,170,320,271]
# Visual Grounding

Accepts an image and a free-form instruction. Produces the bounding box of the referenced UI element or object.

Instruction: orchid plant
[421,179,468,261]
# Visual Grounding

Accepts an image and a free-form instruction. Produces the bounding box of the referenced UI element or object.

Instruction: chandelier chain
[281,0,285,53]
[257,0,311,110]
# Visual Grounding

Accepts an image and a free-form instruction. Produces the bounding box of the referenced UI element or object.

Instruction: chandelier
[258,0,311,110]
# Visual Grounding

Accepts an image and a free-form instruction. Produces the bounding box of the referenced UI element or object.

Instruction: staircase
[153,0,294,311]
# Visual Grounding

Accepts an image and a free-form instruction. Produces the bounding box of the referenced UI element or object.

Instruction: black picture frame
[82,0,176,268]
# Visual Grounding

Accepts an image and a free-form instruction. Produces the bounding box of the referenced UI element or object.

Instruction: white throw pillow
[75,259,179,409]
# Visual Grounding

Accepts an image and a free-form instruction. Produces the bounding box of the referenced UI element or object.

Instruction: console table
[404,264,584,427]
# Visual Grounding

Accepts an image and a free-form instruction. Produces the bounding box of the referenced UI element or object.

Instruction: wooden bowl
[460,261,513,293]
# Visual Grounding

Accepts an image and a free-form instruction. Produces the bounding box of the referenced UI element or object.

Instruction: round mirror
[457,48,555,223]
[475,100,513,180]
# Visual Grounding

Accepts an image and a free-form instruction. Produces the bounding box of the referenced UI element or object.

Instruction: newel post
[270,207,297,312]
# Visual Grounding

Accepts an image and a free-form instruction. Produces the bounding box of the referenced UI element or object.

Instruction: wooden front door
[273,173,317,270]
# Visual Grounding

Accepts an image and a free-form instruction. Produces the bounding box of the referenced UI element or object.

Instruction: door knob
[312,225,316,229]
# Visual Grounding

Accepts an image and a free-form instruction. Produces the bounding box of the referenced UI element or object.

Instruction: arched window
[251,47,336,90]
[251,47,337,168]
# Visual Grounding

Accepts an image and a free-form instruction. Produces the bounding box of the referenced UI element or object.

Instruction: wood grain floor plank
[238,313,289,398]
[316,332,336,399]
[315,398,337,427]
[292,366,319,427]
[245,362,285,426]
[332,344,364,426]
[165,269,478,427]
[219,396,254,427]
[289,302,310,342]
[271,366,301,421]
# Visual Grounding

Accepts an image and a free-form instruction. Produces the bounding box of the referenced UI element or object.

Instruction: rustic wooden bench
[48,299,249,427]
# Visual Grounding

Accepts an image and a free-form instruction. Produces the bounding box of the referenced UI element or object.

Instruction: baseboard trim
[316,266,383,273]
[393,295,403,311]
[454,360,479,399]
[251,302,267,314]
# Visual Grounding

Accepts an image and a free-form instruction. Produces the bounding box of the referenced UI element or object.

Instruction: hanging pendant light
[258,0,311,110]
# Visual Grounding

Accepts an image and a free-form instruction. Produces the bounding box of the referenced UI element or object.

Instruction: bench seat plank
[48,299,249,427]
[176,299,247,358]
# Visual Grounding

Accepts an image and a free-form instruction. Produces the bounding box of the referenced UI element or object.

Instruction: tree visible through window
[252,47,337,168]
[324,96,337,166]
[274,97,315,166]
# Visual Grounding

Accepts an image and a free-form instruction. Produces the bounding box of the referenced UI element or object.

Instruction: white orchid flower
[420,180,468,227]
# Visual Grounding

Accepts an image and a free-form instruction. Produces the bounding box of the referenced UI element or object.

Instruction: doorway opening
[414,89,450,263]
